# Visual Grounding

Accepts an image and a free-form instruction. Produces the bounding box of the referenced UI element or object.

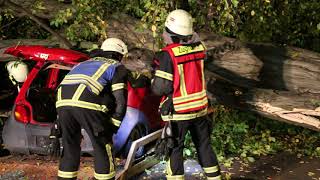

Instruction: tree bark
[3,0,73,49]
[0,13,319,130]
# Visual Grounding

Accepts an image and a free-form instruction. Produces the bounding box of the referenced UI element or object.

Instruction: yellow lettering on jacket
[172,44,205,56]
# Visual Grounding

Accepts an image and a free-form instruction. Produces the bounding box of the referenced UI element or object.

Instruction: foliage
[1,0,319,51]
[183,105,320,167]
[50,0,113,42]
[0,9,49,40]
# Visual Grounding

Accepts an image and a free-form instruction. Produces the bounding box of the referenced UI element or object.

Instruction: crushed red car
[2,45,161,157]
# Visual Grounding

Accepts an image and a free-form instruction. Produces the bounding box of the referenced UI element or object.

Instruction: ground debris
[0,170,25,180]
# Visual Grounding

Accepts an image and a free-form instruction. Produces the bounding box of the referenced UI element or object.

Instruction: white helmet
[165,9,193,36]
[100,38,128,56]
[6,61,29,83]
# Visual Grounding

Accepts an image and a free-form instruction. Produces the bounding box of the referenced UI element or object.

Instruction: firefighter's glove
[128,72,151,88]
[160,96,174,117]
[49,122,61,157]
[154,121,175,160]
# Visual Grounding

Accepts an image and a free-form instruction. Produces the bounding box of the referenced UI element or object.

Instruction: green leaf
[185,149,192,156]
[231,0,239,7]
[145,169,151,175]
[247,157,255,163]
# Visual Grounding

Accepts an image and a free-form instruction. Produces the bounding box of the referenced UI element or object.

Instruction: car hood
[4,45,89,65]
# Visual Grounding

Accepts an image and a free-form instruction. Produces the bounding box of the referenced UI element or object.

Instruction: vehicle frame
[2,45,161,157]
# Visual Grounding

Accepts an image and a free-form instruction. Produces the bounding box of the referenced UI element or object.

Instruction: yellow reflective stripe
[203,166,219,173]
[61,79,100,95]
[92,62,111,81]
[57,87,62,101]
[174,97,208,111]
[72,84,86,100]
[166,159,173,176]
[172,90,207,104]
[64,74,103,90]
[63,74,103,92]
[155,70,173,81]
[178,64,187,96]
[166,175,185,180]
[161,108,207,121]
[111,118,121,127]
[94,171,115,180]
[56,100,108,112]
[201,60,205,89]
[171,44,205,56]
[106,144,115,173]
[92,57,118,65]
[111,83,127,91]
[58,170,78,178]
[207,175,222,180]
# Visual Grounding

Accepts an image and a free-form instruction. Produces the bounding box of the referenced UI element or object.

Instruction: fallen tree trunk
[203,39,320,131]
[207,78,320,131]
[0,13,319,130]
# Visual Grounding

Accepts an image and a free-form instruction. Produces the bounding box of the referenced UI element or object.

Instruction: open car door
[4,45,89,65]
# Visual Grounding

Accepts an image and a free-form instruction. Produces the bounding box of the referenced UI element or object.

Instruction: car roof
[4,45,89,64]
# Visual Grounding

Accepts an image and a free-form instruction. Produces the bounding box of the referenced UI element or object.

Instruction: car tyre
[123,124,146,159]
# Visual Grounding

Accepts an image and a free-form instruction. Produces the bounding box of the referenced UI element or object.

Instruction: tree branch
[4,0,73,49]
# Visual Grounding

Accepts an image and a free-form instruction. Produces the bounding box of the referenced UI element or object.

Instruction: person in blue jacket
[52,38,129,180]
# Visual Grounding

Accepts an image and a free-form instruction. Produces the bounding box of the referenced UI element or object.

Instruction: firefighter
[6,61,28,91]
[151,9,221,180]
[51,38,129,180]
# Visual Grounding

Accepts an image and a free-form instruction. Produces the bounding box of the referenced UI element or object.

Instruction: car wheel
[123,124,146,158]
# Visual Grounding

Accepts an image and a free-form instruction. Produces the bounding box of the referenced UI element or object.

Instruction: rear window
[27,63,69,122]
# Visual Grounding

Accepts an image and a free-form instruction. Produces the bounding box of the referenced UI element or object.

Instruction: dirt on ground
[0,152,319,180]
[0,154,95,180]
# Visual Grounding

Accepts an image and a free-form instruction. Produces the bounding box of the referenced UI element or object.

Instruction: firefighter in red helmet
[152,9,221,180]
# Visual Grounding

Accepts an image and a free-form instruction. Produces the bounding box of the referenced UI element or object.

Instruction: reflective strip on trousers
[58,170,78,178]
[111,118,121,127]
[166,175,185,180]
[56,100,108,112]
[94,172,115,180]
[207,175,222,180]
[161,108,207,121]
[203,166,219,174]
[166,159,173,176]
[106,144,115,173]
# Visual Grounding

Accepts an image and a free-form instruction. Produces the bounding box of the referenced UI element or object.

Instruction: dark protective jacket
[151,41,208,121]
[56,56,128,127]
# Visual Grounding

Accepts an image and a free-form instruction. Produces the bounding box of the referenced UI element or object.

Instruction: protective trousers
[57,85,116,180]
[166,117,221,180]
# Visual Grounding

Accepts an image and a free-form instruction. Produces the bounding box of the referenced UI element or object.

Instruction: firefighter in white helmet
[51,37,129,180]
[152,9,221,180]
[6,61,28,92]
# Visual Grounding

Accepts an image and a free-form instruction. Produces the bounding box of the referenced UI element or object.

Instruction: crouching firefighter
[51,38,129,180]
[152,10,221,180]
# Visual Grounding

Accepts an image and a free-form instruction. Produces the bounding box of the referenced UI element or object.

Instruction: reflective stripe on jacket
[56,57,120,113]
[161,43,208,113]
[60,57,120,95]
